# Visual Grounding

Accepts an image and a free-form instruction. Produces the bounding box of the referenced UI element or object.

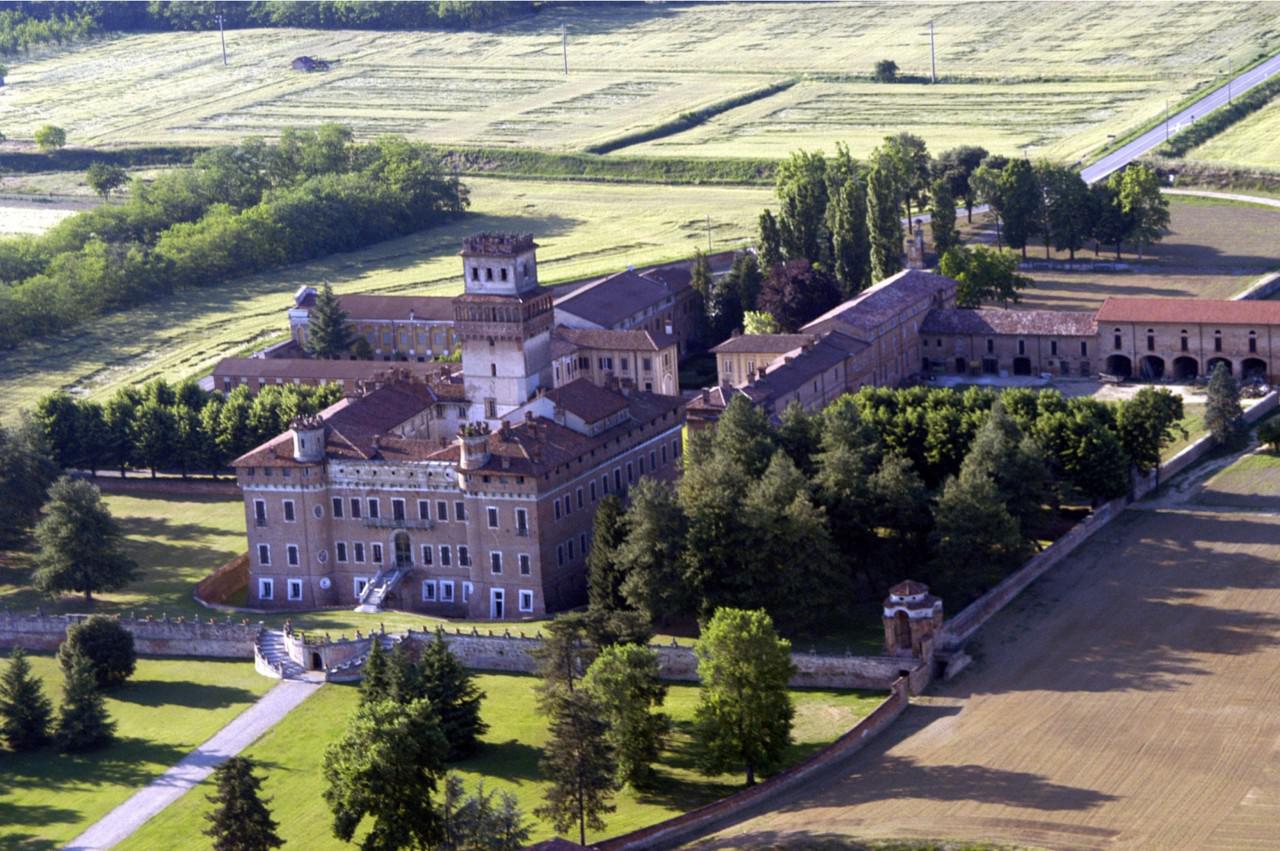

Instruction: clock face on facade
[314,504,324,518]
[319,576,332,590]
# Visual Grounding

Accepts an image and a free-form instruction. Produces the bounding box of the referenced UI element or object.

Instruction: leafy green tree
[76,400,112,476]
[1089,180,1134,259]
[705,271,743,342]
[757,209,783,270]
[928,177,957,257]
[86,162,129,202]
[939,245,1032,307]
[933,145,988,223]
[533,613,595,710]
[617,479,688,624]
[420,632,488,761]
[535,688,616,846]
[582,644,669,788]
[33,477,137,602]
[874,59,898,82]
[959,403,1048,533]
[678,431,753,616]
[776,401,823,474]
[33,391,81,469]
[1033,399,1131,504]
[0,416,58,548]
[59,615,136,688]
[727,251,763,314]
[216,386,256,461]
[34,124,66,152]
[197,397,229,476]
[996,158,1042,258]
[743,310,779,335]
[929,464,1029,603]
[103,389,139,476]
[867,453,933,589]
[693,608,795,786]
[825,143,870,296]
[1115,163,1170,259]
[1117,388,1185,485]
[1205,362,1244,446]
[359,637,392,705]
[881,133,931,223]
[1037,161,1090,259]
[968,159,1005,245]
[204,756,283,851]
[865,154,903,281]
[586,494,628,616]
[1259,418,1280,454]
[757,258,841,332]
[774,150,830,264]
[0,647,53,751]
[302,282,353,359]
[55,645,115,753]
[323,698,449,851]
[129,398,177,477]
[439,775,530,851]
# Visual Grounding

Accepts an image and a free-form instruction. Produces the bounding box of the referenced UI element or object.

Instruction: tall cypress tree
[866,156,903,282]
[204,756,283,851]
[360,637,391,705]
[420,631,488,761]
[0,647,53,751]
[55,645,115,753]
[827,145,871,296]
[534,688,617,846]
[757,209,782,270]
[1205,362,1244,446]
[304,283,353,359]
[928,177,958,257]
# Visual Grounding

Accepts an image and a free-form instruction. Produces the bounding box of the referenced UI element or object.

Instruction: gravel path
[64,678,322,850]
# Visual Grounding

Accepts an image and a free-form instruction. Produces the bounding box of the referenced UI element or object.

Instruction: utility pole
[1165,98,1170,141]
[561,23,568,76]
[928,20,936,83]
[215,14,227,66]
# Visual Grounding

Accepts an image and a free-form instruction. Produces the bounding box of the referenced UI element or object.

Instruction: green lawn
[121,674,884,849]
[1163,403,1207,461]
[0,655,272,850]
[1194,446,1280,510]
[1188,98,1280,170]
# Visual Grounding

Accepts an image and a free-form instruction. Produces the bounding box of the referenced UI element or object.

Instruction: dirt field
[694,467,1280,849]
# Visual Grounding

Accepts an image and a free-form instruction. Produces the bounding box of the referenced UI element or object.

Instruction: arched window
[1146,329,1155,352]
[1214,330,1223,353]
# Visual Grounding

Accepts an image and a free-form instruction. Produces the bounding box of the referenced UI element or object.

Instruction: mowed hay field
[1187,98,1280,170]
[696,489,1280,849]
[0,176,768,419]
[3,3,1278,160]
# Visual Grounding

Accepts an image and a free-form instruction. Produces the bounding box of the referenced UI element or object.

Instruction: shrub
[34,124,66,152]
[874,59,898,82]
[58,615,136,688]
[1259,418,1280,454]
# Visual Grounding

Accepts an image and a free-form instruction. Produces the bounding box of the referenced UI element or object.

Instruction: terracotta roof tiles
[1095,297,1280,326]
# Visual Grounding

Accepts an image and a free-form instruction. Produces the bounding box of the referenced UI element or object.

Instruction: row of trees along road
[585,384,1187,632]
[532,606,794,844]
[0,123,469,349]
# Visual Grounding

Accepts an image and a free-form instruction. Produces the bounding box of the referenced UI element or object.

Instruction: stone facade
[550,327,679,396]
[289,290,461,360]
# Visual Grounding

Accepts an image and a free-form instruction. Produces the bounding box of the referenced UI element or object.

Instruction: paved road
[1081,52,1280,184]
[65,678,321,850]
[1165,188,1280,209]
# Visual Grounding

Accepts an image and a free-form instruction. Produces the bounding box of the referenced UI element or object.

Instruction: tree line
[0,124,468,349]
[584,384,1186,632]
[0,2,532,54]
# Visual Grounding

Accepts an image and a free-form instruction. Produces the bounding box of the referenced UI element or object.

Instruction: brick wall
[0,611,262,658]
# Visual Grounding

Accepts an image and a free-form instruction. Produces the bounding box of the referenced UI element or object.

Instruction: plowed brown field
[695,496,1280,850]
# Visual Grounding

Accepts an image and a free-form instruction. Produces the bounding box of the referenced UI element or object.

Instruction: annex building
[234,234,686,620]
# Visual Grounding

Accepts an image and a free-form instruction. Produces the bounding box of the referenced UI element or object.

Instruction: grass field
[699,498,1280,850]
[121,673,883,848]
[1187,98,1280,169]
[3,4,1276,160]
[1194,447,1280,511]
[0,655,272,850]
[0,176,768,420]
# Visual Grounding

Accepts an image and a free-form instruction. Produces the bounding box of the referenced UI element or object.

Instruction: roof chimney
[700,388,710,403]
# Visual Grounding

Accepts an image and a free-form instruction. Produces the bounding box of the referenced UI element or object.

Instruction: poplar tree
[55,645,115,753]
[928,177,958,257]
[0,416,58,549]
[996,158,1042,259]
[535,688,616,846]
[204,756,283,851]
[757,209,783,270]
[826,144,871,296]
[866,156,903,282]
[774,149,830,264]
[420,632,487,761]
[0,647,53,751]
[303,283,353,359]
[33,477,137,602]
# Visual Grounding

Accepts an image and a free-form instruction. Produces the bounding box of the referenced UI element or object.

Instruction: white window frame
[371,542,383,564]
[286,544,299,567]
[490,551,503,574]
[421,544,433,565]
[367,498,380,519]
[258,578,274,600]
[440,580,455,602]
[257,544,271,566]
[418,499,430,521]
[487,506,499,528]
[518,590,534,613]
[354,542,366,563]
[253,499,267,525]
[519,553,531,576]
[287,578,303,601]
[437,500,448,521]
[283,499,296,523]
[392,497,406,521]
[336,541,348,563]
[440,545,452,567]
[490,587,505,619]
[354,576,369,598]
[422,580,437,602]
[462,581,473,603]
[516,507,528,534]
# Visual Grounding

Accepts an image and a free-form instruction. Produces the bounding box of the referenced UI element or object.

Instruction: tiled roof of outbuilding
[920,308,1097,337]
[1095,297,1280,325]
[803,269,959,338]
[710,333,817,354]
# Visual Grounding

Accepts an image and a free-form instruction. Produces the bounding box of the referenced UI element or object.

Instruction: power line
[561,23,568,75]
[214,14,227,66]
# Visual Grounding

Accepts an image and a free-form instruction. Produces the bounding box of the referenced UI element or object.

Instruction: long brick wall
[0,611,262,658]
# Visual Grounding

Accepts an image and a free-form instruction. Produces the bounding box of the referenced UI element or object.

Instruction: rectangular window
[282,500,295,522]
[1250,336,1258,353]
[1181,336,1189,352]
[1050,340,1058,356]
[354,542,366,563]
[621,357,629,372]
[986,339,995,354]
[437,501,448,521]
[332,497,344,518]
[555,500,562,520]
[459,546,471,567]
[350,498,362,519]
[462,581,473,603]
[421,544,433,565]
[287,544,299,566]
[490,552,503,574]
[661,445,667,464]
[615,469,622,491]
[576,487,584,509]
[557,544,565,567]
[257,544,271,566]
[258,578,273,600]
[422,580,437,602]
[643,357,652,371]
[485,399,497,419]
[1114,334,1122,350]
[1215,336,1223,352]
[440,545,452,567]
[455,502,466,522]
[627,462,634,484]
[563,495,571,516]
[336,541,348,562]
[602,474,609,495]
[371,543,383,564]
[418,500,430,521]
[354,577,369,598]
[519,553,531,575]
[1081,341,1088,356]
[287,579,303,601]
[254,499,267,526]
[590,481,597,501]
[639,456,645,475]
[673,438,681,458]
[519,590,534,613]
[440,580,455,602]
[392,498,405,521]
[567,539,575,561]
[580,532,587,555]
[367,498,380,519]
[487,506,499,528]
[516,508,528,534]
[1147,335,1155,352]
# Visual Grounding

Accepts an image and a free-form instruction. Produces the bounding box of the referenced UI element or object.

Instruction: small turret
[458,421,492,470]
[290,414,326,463]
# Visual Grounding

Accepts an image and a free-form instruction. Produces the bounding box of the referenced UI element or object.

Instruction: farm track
[695,453,1280,850]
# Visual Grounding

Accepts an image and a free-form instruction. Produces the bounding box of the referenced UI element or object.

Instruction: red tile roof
[804,269,958,339]
[710,333,817,354]
[1095,297,1280,326]
[551,326,675,355]
[544,378,631,423]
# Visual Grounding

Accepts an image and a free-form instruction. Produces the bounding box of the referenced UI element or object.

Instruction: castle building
[550,327,680,395]
[233,235,686,620]
[289,291,461,360]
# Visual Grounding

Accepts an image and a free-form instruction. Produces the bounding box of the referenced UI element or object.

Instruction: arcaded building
[234,235,686,620]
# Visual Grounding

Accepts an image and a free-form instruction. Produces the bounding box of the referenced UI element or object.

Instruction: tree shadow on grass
[457,739,544,784]
[110,679,260,710]
[0,831,60,851]
[0,800,81,829]
[0,737,190,792]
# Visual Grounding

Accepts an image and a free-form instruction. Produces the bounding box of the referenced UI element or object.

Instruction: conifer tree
[359,637,391,705]
[586,494,628,616]
[929,465,1029,603]
[55,645,115,753]
[386,639,422,704]
[616,479,687,624]
[535,688,617,846]
[204,756,283,851]
[866,155,903,282]
[1205,362,1245,446]
[303,283,353,359]
[0,647,53,751]
[33,477,137,603]
[533,613,595,712]
[420,631,487,761]
[0,415,59,549]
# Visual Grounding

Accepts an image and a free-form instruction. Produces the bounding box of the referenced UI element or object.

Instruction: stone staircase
[354,566,407,613]
[326,632,402,681]
[254,629,306,679]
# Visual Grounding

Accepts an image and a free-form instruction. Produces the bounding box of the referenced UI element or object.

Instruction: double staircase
[254,628,306,679]
[354,566,407,613]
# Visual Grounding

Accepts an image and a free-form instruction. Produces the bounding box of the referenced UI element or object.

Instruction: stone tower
[454,234,554,425]
[882,579,943,659]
